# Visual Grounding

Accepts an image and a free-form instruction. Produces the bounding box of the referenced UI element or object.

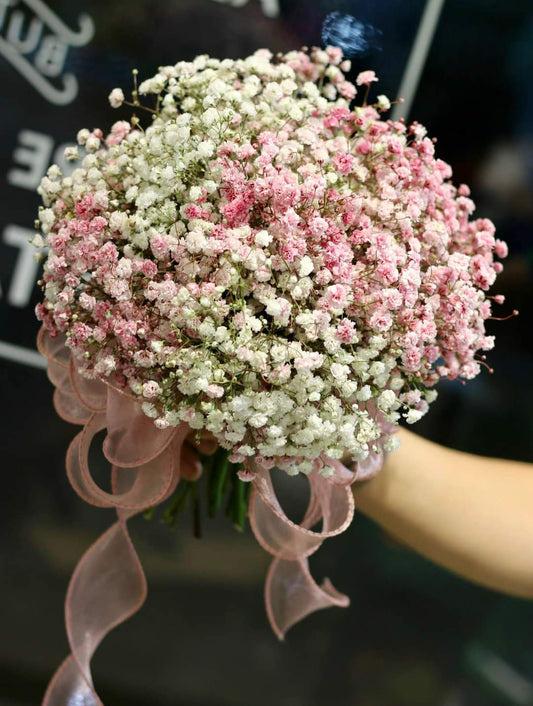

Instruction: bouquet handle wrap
[38,326,388,703]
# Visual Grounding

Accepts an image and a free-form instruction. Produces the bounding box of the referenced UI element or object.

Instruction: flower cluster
[35,47,507,474]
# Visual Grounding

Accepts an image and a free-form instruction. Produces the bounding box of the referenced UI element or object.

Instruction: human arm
[352,428,533,598]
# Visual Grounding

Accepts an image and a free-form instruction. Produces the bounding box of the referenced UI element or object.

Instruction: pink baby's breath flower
[337,81,357,100]
[356,70,378,86]
[150,233,170,260]
[325,46,343,65]
[109,279,131,301]
[206,384,225,399]
[335,319,357,343]
[142,381,160,399]
[332,153,355,174]
[71,322,92,342]
[133,260,157,278]
[369,310,393,332]
[494,240,508,258]
[79,293,96,311]
[111,120,130,137]
[133,350,155,367]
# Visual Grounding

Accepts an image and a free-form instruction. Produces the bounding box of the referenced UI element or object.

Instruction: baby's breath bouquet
[35,47,508,705]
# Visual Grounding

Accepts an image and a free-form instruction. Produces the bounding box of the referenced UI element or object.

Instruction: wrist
[351,428,408,515]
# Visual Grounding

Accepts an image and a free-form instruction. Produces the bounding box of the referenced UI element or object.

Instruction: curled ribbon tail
[39,324,192,706]
[42,521,147,706]
[43,425,189,704]
[250,464,355,639]
[42,655,101,706]
[265,557,350,641]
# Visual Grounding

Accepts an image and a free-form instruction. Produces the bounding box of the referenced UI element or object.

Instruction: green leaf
[143,506,156,520]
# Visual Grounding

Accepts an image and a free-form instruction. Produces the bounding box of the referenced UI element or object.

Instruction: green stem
[226,464,249,531]
[162,480,192,528]
[207,448,230,518]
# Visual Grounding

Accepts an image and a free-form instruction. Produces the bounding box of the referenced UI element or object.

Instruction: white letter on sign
[35,35,68,77]
[7,129,54,190]
[3,225,41,307]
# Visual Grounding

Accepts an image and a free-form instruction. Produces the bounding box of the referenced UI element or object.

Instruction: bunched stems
[147,450,250,535]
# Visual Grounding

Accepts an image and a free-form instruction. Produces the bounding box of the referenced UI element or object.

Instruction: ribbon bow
[37,325,386,705]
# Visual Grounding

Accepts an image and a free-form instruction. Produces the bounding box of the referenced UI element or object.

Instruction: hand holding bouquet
[34,46,508,705]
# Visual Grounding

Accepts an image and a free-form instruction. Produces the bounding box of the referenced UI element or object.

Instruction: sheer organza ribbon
[37,326,386,704]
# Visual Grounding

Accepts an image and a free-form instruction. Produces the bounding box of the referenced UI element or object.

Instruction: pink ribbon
[37,325,387,704]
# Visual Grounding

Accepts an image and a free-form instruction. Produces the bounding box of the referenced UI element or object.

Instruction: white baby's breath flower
[298,255,314,277]
[31,233,45,248]
[142,402,158,418]
[249,412,268,428]
[378,390,397,411]
[76,128,90,145]
[377,94,391,111]
[356,385,372,402]
[197,140,215,158]
[109,87,125,108]
[298,460,314,475]
[383,436,401,453]
[289,105,303,121]
[47,165,61,180]
[85,135,101,153]
[63,146,79,161]
[39,208,55,232]
[319,464,335,479]
[405,409,424,424]
[254,230,272,247]
[202,107,218,126]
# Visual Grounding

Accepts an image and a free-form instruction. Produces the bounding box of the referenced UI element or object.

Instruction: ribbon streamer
[37,325,388,704]
[38,328,185,705]
[249,458,356,639]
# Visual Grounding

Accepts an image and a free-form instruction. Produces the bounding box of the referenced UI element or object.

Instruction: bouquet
[34,46,508,705]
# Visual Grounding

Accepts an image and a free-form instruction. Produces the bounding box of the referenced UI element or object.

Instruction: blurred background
[1,0,533,704]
